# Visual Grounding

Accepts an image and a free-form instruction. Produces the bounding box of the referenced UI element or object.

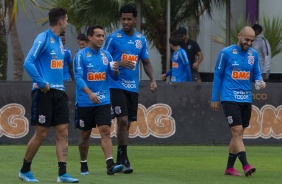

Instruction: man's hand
[41,83,50,93]
[150,81,157,93]
[161,74,166,81]
[192,62,200,70]
[211,102,220,111]
[260,81,266,89]
[89,93,100,104]
[120,60,136,70]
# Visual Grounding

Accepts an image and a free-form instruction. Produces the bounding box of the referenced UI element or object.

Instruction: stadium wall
[0,81,282,145]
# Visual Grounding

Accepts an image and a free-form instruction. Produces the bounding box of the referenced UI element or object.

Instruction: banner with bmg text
[0,81,282,145]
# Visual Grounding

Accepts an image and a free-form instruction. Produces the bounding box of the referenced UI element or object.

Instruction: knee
[117,117,128,129]
[231,126,244,137]
[99,126,111,137]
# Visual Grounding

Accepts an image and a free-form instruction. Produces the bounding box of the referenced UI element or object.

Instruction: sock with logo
[226,153,237,168]
[20,159,32,173]
[237,151,249,167]
[58,162,67,176]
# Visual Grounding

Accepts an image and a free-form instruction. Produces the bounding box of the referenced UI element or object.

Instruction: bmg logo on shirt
[51,59,63,69]
[87,72,106,81]
[121,54,138,62]
[172,62,179,68]
[231,71,250,80]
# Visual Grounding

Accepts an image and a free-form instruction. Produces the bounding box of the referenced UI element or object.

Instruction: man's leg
[99,125,123,175]
[79,130,91,175]
[54,124,79,183]
[19,126,49,182]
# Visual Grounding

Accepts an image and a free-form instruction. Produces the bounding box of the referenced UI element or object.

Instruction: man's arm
[68,62,75,81]
[141,58,157,93]
[192,51,203,70]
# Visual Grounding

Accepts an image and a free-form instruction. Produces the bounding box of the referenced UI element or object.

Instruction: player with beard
[211,26,266,177]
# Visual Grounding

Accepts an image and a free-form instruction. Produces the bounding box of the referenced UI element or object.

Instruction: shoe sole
[225,172,242,176]
[122,168,133,174]
[244,168,256,177]
[19,173,39,182]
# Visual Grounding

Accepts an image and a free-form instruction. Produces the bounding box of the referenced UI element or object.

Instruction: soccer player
[77,33,89,50]
[74,25,123,175]
[60,32,74,81]
[175,27,203,82]
[103,4,157,173]
[161,34,192,82]
[211,26,266,177]
[19,8,79,183]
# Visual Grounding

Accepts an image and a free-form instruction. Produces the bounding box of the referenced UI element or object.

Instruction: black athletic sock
[226,153,237,168]
[80,161,88,172]
[237,151,249,167]
[58,162,67,176]
[20,159,32,173]
[117,145,130,165]
[106,158,114,168]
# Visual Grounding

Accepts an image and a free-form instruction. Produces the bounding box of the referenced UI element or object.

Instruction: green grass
[2,145,282,184]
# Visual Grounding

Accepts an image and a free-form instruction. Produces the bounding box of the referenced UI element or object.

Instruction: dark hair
[48,8,67,26]
[119,4,137,17]
[77,33,88,42]
[87,25,104,36]
[175,27,187,36]
[252,24,263,32]
[169,34,183,46]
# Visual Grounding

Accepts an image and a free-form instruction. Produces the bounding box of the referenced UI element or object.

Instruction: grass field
[1,145,282,184]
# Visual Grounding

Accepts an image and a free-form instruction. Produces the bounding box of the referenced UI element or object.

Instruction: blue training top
[24,28,65,91]
[103,29,149,93]
[63,47,73,81]
[169,47,192,82]
[211,44,262,103]
[74,46,118,107]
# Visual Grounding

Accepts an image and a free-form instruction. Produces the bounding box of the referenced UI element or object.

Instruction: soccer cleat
[107,164,123,175]
[57,173,79,183]
[224,168,242,176]
[121,164,134,174]
[80,167,89,175]
[80,171,89,175]
[243,165,256,177]
[19,171,39,182]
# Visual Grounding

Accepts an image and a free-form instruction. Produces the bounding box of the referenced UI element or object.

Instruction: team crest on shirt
[79,119,85,127]
[116,33,122,38]
[50,37,55,43]
[226,116,233,124]
[136,33,142,38]
[135,40,142,49]
[248,56,254,65]
[102,56,108,65]
[86,52,92,57]
[232,49,238,54]
[38,115,46,124]
[114,106,122,115]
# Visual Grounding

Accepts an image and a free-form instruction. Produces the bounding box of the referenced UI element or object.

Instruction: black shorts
[75,104,112,131]
[221,101,252,128]
[110,88,138,121]
[191,69,201,82]
[31,89,70,127]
